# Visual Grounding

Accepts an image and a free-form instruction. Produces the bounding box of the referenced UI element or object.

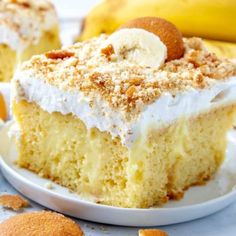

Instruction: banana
[79,0,236,43]
[101,28,167,67]
[203,39,236,59]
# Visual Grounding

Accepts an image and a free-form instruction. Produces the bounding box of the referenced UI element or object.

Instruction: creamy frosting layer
[13,73,236,148]
[0,0,58,51]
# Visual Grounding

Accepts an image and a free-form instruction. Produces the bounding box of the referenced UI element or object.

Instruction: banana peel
[203,40,236,59]
[79,0,236,43]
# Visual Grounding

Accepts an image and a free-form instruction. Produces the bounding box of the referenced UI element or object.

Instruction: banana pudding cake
[12,17,236,208]
[0,0,60,82]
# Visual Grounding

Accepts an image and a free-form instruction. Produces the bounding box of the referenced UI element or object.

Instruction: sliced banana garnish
[102,28,167,68]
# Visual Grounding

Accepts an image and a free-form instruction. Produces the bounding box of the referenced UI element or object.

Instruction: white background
[51,0,101,19]
[50,0,101,45]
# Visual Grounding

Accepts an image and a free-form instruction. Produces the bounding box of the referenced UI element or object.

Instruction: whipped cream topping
[12,71,236,148]
[0,0,58,51]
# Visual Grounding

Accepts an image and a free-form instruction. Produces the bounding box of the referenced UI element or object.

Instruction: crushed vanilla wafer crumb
[45,50,75,60]
[0,194,29,211]
[101,44,115,61]
[139,229,168,236]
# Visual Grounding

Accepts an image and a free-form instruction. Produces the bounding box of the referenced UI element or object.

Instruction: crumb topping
[100,44,115,61]
[0,194,29,211]
[139,229,168,236]
[45,50,75,60]
[0,0,57,46]
[21,36,236,117]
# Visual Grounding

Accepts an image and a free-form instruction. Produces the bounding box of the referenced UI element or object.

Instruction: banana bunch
[79,0,236,58]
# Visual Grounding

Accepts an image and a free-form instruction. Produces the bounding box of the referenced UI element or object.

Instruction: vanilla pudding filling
[12,74,236,148]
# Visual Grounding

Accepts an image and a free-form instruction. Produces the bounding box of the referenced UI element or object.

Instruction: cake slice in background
[12,17,236,208]
[0,0,60,82]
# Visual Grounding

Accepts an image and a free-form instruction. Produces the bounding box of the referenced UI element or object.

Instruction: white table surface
[1,1,236,235]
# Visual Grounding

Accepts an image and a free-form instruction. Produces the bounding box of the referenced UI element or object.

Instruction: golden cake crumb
[139,229,168,236]
[126,85,137,98]
[0,194,29,211]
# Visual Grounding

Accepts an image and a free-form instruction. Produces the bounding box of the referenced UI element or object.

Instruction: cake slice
[12,18,236,208]
[0,0,60,82]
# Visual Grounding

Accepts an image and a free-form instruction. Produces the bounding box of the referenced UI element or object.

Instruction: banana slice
[101,28,167,68]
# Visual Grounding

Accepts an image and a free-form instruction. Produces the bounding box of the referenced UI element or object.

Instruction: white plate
[1,122,236,227]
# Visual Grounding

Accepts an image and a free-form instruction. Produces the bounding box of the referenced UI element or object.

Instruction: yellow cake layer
[13,100,236,208]
[0,44,16,83]
[0,27,60,82]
